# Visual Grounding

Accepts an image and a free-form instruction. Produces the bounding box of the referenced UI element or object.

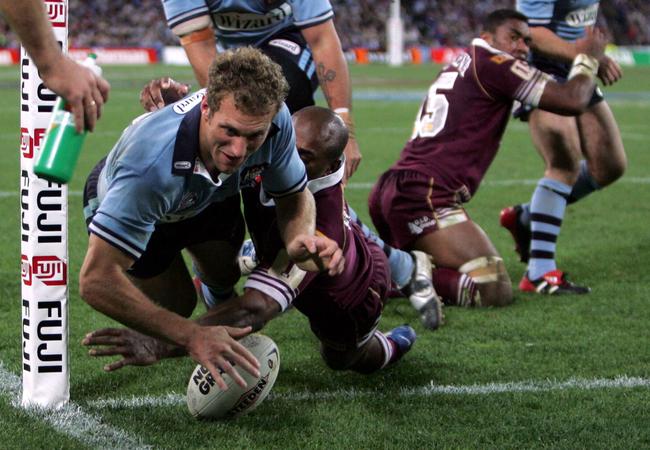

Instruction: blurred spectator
[0,0,648,49]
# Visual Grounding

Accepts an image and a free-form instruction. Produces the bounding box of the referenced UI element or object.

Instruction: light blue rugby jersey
[89,90,307,260]
[517,0,599,41]
[163,0,333,48]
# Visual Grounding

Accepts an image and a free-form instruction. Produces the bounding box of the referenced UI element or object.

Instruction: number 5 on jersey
[411,72,459,140]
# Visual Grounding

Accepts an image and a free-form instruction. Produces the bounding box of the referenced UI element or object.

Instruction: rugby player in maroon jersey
[82,106,418,375]
[369,9,607,306]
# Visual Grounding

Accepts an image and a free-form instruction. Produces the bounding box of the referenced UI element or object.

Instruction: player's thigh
[529,108,582,178]
[576,100,626,186]
[413,220,500,269]
[129,253,196,317]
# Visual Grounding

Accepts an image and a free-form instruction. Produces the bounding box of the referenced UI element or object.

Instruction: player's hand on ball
[287,233,345,276]
[185,325,261,391]
[82,327,166,371]
[139,77,190,111]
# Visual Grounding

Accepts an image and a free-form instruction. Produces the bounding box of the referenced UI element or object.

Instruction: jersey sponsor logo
[268,38,301,55]
[407,216,436,235]
[174,161,192,170]
[565,4,599,28]
[510,59,534,81]
[173,91,204,114]
[212,3,292,32]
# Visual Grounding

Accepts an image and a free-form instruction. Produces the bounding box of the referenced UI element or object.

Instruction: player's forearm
[0,0,64,71]
[529,27,580,63]
[199,289,280,331]
[182,35,217,88]
[275,189,316,245]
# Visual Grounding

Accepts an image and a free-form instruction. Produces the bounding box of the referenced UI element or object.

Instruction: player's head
[199,48,289,174]
[292,106,349,180]
[480,9,531,61]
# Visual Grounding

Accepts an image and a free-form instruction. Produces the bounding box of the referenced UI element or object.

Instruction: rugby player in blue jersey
[79,48,344,390]
[500,0,627,295]
[142,0,361,181]
[83,106,419,375]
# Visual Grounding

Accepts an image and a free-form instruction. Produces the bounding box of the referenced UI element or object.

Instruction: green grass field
[1,63,650,449]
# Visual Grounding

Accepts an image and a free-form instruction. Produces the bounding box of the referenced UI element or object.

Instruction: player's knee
[592,154,627,187]
[459,256,512,307]
[477,281,513,307]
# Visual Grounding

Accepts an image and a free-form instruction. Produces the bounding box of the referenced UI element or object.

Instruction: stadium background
[1,1,650,449]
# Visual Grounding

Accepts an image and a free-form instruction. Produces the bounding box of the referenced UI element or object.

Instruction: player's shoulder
[472,38,534,79]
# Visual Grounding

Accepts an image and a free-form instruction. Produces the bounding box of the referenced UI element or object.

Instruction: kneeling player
[369,9,607,306]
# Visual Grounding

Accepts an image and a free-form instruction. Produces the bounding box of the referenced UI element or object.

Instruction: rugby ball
[186,334,280,419]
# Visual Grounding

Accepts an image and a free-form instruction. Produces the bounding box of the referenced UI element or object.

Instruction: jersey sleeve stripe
[514,70,548,107]
[245,271,297,311]
[265,173,308,198]
[527,18,552,24]
[88,222,145,260]
[167,7,210,29]
[293,10,334,28]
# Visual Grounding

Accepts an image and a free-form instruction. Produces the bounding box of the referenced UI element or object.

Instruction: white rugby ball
[186,333,280,419]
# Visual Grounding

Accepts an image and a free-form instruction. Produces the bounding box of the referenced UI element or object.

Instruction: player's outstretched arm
[538,29,607,115]
[0,0,110,133]
[301,20,362,181]
[79,236,259,388]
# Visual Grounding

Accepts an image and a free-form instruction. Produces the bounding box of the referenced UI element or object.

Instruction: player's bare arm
[180,27,216,88]
[79,235,260,387]
[301,20,362,180]
[0,0,110,133]
[530,26,622,86]
[83,290,281,371]
[275,189,344,274]
[538,29,607,115]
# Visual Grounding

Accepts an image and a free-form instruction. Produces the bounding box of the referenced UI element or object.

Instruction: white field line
[87,375,650,410]
[1,176,650,200]
[0,363,151,449]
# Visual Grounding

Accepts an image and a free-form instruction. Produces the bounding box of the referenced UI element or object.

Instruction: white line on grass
[87,375,650,409]
[0,362,151,449]
[1,176,650,200]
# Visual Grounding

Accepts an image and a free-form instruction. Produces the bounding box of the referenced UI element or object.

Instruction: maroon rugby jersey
[244,161,380,312]
[393,38,549,199]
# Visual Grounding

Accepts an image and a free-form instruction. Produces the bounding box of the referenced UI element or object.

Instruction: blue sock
[567,160,600,204]
[347,206,413,290]
[528,178,572,280]
[200,281,235,308]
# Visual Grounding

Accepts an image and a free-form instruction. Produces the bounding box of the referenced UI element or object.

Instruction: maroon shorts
[368,169,470,250]
[294,240,390,351]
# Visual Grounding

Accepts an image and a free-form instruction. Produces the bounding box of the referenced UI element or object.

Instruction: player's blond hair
[206,47,289,116]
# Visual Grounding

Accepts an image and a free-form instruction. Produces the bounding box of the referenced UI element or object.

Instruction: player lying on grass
[79,48,344,390]
[500,0,626,295]
[368,9,608,307]
[83,106,420,375]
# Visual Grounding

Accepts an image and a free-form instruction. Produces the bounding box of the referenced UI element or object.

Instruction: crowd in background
[1,0,649,50]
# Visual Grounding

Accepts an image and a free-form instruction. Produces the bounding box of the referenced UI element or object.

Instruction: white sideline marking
[0,363,151,449]
[87,375,650,409]
[1,176,650,200]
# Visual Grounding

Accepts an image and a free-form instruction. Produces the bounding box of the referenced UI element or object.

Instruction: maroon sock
[433,267,479,307]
